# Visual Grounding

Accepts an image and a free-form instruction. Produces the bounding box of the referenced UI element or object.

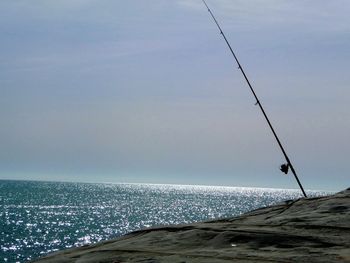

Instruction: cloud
[179,0,350,33]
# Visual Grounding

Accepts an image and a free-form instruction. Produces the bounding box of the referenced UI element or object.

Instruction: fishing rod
[201,0,307,198]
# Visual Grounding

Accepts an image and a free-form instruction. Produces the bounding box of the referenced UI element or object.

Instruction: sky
[0,0,349,191]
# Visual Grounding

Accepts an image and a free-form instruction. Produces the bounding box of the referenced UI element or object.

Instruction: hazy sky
[1,0,349,191]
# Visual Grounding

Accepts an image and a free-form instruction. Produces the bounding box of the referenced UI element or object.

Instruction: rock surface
[34,188,350,262]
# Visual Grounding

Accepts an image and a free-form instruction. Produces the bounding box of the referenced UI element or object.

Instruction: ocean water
[0,180,330,262]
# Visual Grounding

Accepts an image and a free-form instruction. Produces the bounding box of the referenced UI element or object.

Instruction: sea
[0,180,330,262]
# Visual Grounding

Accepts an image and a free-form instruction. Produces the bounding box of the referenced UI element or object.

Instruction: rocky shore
[34,188,350,262]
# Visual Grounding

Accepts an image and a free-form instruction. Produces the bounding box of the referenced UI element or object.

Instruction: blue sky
[1,0,349,191]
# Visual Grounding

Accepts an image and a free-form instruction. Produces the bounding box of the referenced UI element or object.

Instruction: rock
[33,188,350,263]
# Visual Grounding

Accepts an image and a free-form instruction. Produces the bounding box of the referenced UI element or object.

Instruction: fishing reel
[280,163,289,174]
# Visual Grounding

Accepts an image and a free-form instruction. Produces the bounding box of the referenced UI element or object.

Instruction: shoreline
[33,187,350,262]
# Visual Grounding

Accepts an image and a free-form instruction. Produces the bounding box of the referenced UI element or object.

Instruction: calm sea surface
[0,180,330,262]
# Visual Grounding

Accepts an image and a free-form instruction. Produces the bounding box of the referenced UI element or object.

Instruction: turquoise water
[0,180,329,262]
